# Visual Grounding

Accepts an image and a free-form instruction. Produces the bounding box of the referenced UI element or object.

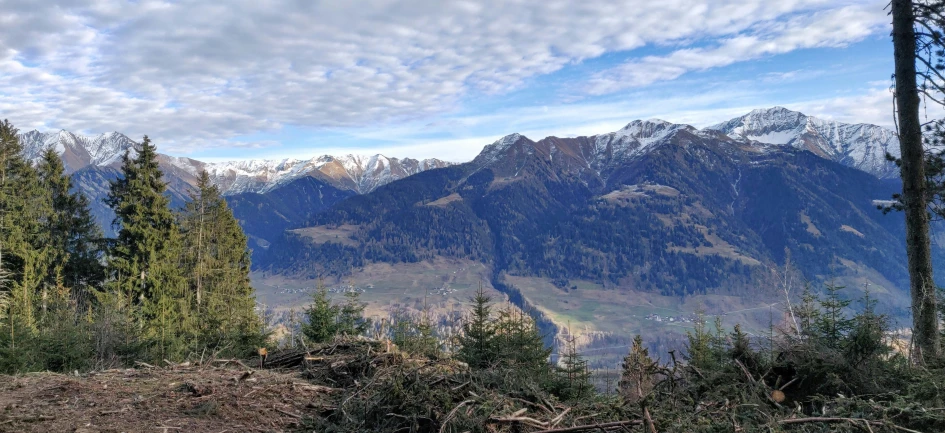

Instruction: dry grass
[288,224,360,247]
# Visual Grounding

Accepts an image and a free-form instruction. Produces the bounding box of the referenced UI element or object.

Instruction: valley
[16,107,933,366]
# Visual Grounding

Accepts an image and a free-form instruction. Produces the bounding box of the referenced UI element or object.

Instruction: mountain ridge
[16,130,452,196]
[18,107,902,196]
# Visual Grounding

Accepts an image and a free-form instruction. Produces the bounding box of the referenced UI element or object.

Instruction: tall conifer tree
[0,120,51,335]
[105,136,188,359]
[37,148,105,300]
[180,171,262,352]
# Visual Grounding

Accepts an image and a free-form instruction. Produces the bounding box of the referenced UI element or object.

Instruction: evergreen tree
[180,171,263,354]
[812,283,853,347]
[891,0,940,362]
[494,307,552,374]
[301,282,341,344]
[729,324,754,367]
[0,120,52,342]
[455,285,498,369]
[391,310,440,357]
[105,136,189,360]
[553,335,592,400]
[336,290,369,337]
[36,148,105,302]
[685,311,719,371]
[845,289,889,367]
[619,335,658,406]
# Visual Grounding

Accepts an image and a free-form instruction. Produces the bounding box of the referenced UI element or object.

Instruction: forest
[0,121,264,371]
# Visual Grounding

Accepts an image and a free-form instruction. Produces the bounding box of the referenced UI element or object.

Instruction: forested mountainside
[258,121,924,317]
[16,129,448,239]
[20,107,910,270]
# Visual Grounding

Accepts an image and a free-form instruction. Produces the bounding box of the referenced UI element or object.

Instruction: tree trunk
[892,0,940,362]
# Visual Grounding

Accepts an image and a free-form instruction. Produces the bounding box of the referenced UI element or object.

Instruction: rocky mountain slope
[259,114,922,324]
[18,108,915,281]
[17,130,451,196]
[17,130,448,240]
[707,107,900,178]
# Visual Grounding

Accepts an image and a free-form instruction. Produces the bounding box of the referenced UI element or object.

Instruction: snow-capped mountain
[15,130,451,195]
[199,154,450,195]
[17,130,138,172]
[707,107,900,178]
[476,119,696,173]
[474,107,901,181]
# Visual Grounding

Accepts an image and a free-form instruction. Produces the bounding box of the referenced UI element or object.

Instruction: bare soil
[0,364,333,433]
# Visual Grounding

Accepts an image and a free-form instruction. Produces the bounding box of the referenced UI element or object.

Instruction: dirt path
[0,365,334,432]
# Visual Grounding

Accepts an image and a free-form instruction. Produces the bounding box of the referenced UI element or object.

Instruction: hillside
[253,113,929,359]
[16,130,448,241]
[17,108,932,353]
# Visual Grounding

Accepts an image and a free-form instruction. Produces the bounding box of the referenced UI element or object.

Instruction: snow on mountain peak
[16,129,138,172]
[16,129,451,195]
[202,153,451,195]
[707,107,900,178]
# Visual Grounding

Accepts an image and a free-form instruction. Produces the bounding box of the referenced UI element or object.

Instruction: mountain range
[17,129,450,242]
[18,107,921,306]
[250,108,923,322]
[19,106,929,359]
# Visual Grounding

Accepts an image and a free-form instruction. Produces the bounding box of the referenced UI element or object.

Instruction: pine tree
[554,334,592,400]
[891,0,940,362]
[845,289,889,367]
[36,148,105,302]
[391,310,440,357]
[686,311,718,371]
[729,324,756,370]
[301,282,340,344]
[494,307,551,374]
[813,283,853,346]
[620,335,656,404]
[0,120,52,344]
[105,136,189,360]
[336,290,369,337]
[180,171,263,354]
[455,285,498,369]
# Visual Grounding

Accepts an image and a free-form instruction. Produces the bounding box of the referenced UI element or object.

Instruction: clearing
[0,364,331,432]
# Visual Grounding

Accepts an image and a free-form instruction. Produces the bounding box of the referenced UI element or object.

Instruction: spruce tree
[619,335,657,405]
[336,290,369,337]
[105,136,189,360]
[180,170,263,354]
[0,120,52,341]
[495,307,551,374]
[36,148,105,301]
[302,283,340,344]
[813,283,853,347]
[554,335,592,400]
[455,285,498,368]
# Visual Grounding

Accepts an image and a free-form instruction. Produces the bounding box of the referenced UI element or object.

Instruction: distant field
[505,275,782,367]
[252,257,508,322]
[251,254,899,369]
[289,224,360,247]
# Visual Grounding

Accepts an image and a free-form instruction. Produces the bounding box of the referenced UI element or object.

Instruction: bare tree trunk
[892,0,940,363]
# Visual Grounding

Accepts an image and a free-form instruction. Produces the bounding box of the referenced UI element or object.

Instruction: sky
[0,0,918,163]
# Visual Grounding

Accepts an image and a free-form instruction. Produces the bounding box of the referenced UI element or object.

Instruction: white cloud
[0,0,885,154]
[787,87,945,128]
[586,2,888,94]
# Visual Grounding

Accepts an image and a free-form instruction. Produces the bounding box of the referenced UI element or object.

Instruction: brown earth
[0,363,333,433]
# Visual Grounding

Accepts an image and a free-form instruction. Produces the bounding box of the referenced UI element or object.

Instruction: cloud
[787,87,945,128]
[0,0,884,154]
[585,2,888,94]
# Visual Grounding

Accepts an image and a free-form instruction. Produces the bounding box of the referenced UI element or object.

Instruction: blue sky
[0,0,918,162]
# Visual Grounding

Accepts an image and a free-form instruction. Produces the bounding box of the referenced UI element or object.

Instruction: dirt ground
[0,364,334,433]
